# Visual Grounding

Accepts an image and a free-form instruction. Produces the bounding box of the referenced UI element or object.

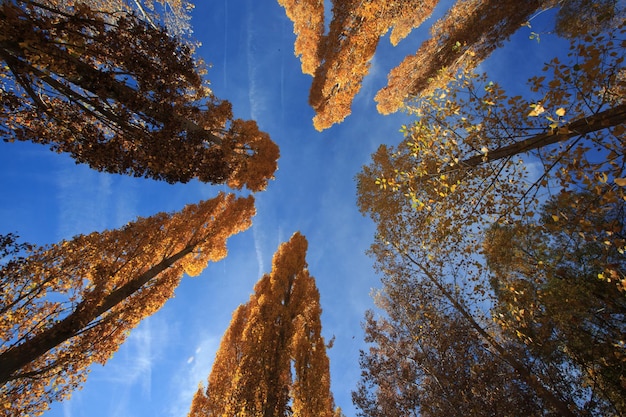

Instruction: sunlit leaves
[0,193,255,416]
[375,0,550,114]
[280,0,439,130]
[189,233,336,417]
[0,2,278,191]
[277,0,325,75]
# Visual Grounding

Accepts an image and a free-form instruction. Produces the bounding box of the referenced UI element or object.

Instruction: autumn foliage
[0,193,255,416]
[38,0,196,40]
[355,15,626,417]
[375,0,551,113]
[0,1,278,191]
[300,0,439,130]
[276,0,325,75]
[188,232,337,417]
[279,0,624,127]
[484,193,626,414]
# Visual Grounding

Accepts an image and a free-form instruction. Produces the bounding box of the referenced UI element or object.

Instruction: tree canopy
[280,0,626,128]
[0,193,255,416]
[39,0,196,40]
[188,232,338,417]
[303,0,439,130]
[485,192,626,414]
[355,15,625,417]
[0,1,279,191]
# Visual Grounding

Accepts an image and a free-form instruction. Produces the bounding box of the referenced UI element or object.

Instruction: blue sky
[0,1,567,416]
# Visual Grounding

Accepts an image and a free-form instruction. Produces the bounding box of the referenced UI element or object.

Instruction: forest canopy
[1,0,625,416]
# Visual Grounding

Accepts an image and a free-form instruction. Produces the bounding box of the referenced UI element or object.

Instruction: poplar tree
[0,1,279,191]
[305,0,439,131]
[276,0,325,75]
[0,193,255,416]
[188,232,337,417]
[375,0,625,113]
[375,0,552,113]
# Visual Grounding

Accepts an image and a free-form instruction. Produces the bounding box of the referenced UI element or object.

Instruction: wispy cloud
[56,160,139,241]
[102,317,157,393]
[252,221,265,277]
[246,0,264,120]
[223,0,229,88]
[168,334,220,417]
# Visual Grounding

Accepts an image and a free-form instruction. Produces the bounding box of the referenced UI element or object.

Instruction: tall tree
[0,193,255,416]
[306,0,439,130]
[0,1,279,191]
[375,0,555,114]
[276,0,325,75]
[188,232,337,417]
[354,181,580,414]
[353,279,544,416]
[355,15,625,417]
[484,192,626,415]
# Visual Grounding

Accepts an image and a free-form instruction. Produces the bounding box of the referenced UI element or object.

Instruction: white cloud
[168,334,220,417]
[246,0,264,121]
[252,221,266,278]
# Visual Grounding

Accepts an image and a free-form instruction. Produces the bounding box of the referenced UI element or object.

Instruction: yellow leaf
[551,214,559,222]
[555,107,566,117]
[599,172,608,183]
[528,104,545,117]
[614,178,626,186]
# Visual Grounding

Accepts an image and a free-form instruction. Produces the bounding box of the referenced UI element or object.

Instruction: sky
[0,1,567,416]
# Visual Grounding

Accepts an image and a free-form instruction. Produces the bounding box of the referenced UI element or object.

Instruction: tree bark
[0,245,194,385]
[460,103,626,168]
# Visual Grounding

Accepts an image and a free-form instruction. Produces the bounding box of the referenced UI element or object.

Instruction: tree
[355,15,625,417]
[375,0,556,114]
[0,193,255,416]
[0,1,279,191]
[354,280,544,417]
[555,0,625,39]
[276,0,325,75]
[304,0,439,130]
[282,0,587,127]
[188,232,338,417]
[352,190,581,415]
[484,192,626,415]
[40,0,196,41]
[360,22,625,284]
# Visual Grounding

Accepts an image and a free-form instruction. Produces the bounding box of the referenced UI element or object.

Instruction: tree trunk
[460,103,626,168]
[0,245,194,385]
[400,247,579,417]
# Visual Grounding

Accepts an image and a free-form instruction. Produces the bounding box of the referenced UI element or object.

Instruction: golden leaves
[301,0,439,129]
[277,0,325,75]
[0,193,255,416]
[191,233,335,417]
[2,2,278,190]
[376,0,545,114]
